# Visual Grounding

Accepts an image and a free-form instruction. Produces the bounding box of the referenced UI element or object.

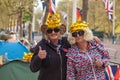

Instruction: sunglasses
[46,28,60,34]
[72,30,84,37]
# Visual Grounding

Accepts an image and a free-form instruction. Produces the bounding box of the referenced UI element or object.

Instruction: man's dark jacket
[30,37,71,80]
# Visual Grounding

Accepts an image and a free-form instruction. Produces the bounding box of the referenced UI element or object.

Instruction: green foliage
[57,0,120,34]
[23,11,30,23]
[0,0,120,34]
[0,0,37,28]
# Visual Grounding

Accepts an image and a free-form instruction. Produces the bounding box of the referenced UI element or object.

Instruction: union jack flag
[103,0,113,20]
[60,11,67,22]
[49,0,56,15]
[105,65,120,80]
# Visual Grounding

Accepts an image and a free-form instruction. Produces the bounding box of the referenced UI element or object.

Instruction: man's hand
[38,46,47,59]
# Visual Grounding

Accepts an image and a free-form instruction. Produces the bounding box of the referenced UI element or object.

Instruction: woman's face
[72,30,85,43]
[75,35,84,43]
[46,28,61,41]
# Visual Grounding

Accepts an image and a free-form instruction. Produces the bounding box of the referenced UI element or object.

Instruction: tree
[82,0,88,22]
[0,0,39,42]
[41,0,50,24]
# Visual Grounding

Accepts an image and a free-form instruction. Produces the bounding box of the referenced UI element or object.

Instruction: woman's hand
[93,36,101,43]
[94,58,103,68]
[38,46,47,59]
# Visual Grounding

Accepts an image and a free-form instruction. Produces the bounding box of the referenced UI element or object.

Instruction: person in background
[30,13,71,80]
[60,24,67,35]
[20,38,30,48]
[20,38,27,45]
[6,31,17,42]
[66,20,110,80]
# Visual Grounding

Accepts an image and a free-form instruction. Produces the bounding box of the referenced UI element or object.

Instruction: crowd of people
[30,13,110,80]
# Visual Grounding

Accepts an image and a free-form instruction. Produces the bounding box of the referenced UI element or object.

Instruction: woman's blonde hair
[68,27,94,45]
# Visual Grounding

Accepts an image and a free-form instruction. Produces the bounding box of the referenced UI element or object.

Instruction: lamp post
[112,0,115,44]
[66,0,70,35]
[72,0,76,23]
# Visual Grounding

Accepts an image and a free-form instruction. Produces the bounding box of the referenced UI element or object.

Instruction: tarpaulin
[0,60,39,80]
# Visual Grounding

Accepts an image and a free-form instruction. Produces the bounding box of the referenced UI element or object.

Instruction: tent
[0,41,29,61]
[0,60,39,80]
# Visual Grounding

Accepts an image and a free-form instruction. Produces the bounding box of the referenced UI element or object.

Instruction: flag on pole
[105,65,115,80]
[108,12,113,20]
[114,66,120,80]
[41,1,46,11]
[103,0,113,21]
[108,0,113,20]
[76,7,82,20]
[49,0,56,15]
[60,11,67,22]
[52,0,56,6]
[103,0,113,13]
[105,65,120,80]
[108,1,113,13]
[103,0,109,12]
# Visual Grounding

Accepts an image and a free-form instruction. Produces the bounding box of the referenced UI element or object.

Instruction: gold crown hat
[70,19,88,33]
[45,13,61,28]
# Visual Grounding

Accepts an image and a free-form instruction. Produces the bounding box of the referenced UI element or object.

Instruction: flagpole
[32,6,35,42]
[72,0,76,23]
[112,0,115,44]
[32,7,35,32]
[66,1,69,35]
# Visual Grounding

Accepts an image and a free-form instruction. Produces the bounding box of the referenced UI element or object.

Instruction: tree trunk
[28,6,33,43]
[42,0,50,38]
[82,0,88,22]
[19,9,23,38]
[42,0,50,24]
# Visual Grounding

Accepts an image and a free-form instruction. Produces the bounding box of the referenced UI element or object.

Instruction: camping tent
[0,60,39,80]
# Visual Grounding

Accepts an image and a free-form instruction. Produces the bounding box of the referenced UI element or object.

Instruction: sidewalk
[103,38,120,65]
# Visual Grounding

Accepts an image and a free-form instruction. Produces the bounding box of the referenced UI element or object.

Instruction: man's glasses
[72,30,84,37]
[46,28,60,34]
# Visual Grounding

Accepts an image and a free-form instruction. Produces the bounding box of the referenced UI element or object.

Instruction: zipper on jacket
[59,53,62,80]
[57,45,62,80]
[86,52,97,80]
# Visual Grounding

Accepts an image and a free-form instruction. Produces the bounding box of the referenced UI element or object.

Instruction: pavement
[103,38,120,65]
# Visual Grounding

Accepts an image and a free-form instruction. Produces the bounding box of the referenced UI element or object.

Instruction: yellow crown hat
[70,19,88,33]
[45,13,61,28]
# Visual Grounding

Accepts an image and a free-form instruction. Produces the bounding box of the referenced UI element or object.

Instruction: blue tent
[0,40,2,46]
[0,41,29,61]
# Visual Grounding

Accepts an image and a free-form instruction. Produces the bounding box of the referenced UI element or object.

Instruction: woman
[30,13,71,80]
[66,20,110,80]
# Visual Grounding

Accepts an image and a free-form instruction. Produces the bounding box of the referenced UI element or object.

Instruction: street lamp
[112,0,115,44]
[72,0,77,23]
